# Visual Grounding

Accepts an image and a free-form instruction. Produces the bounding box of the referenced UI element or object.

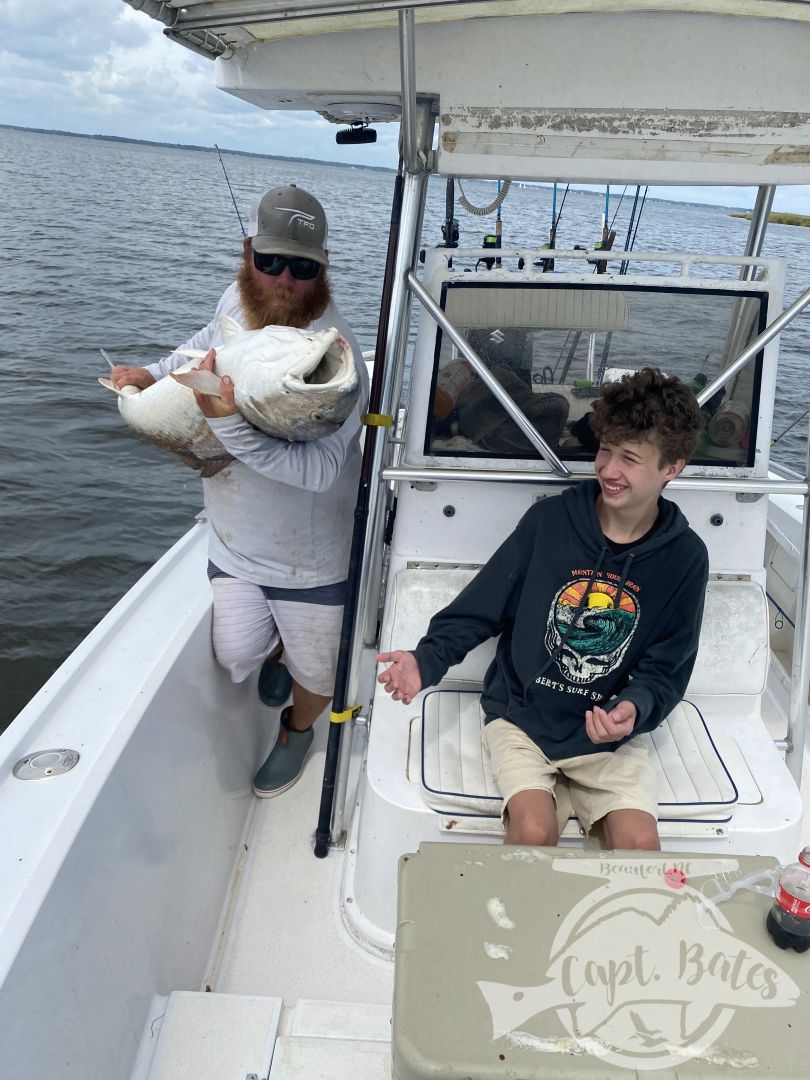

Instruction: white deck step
[289,999,391,1041]
[269,1036,391,1079]
[145,991,281,1080]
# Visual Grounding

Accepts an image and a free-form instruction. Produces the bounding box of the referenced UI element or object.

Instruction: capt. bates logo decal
[477,857,798,1071]
[545,576,639,684]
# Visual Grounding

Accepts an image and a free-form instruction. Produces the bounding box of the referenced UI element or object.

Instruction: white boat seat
[420,691,739,824]
[380,566,497,685]
[381,566,768,697]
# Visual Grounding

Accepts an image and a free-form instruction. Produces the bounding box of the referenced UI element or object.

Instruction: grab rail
[381,466,808,496]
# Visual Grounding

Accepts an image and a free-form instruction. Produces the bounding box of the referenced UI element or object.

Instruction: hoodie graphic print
[543,569,639,686]
[413,481,709,759]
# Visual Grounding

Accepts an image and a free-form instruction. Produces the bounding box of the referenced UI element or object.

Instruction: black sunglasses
[252,251,321,280]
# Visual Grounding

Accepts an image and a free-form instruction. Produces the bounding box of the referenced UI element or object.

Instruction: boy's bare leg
[601,809,660,851]
[504,790,559,846]
[287,680,330,732]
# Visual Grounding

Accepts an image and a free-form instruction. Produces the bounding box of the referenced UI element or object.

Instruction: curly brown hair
[589,368,703,466]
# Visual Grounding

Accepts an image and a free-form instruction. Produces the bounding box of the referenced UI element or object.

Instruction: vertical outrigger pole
[314,8,434,855]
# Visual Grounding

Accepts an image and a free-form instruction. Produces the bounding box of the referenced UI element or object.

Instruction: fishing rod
[595,184,648,382]
[593,184,616,275]
[495,179,503,268]
[609,185,628,230]
[620,185,648,275]
[552,183,569,244]
[214,144,246,236]
[772,408,810,446]
[538,182,569,272]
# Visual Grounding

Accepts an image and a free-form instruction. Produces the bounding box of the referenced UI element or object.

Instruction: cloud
[0,0,396,163]
[0,0,808,208]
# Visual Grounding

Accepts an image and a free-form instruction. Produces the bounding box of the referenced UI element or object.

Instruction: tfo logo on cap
[276,206,317,231]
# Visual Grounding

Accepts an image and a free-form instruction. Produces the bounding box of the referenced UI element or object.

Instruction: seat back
[381,566,768,696]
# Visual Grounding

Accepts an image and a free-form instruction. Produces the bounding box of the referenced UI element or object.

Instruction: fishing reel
[476,233,501,270]
[441,217,460,247]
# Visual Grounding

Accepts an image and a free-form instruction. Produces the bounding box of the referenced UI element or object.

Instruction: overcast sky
[3,0,810,213]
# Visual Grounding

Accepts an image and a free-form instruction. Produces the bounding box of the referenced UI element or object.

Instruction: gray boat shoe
[257,653,293,708]
[253,709,314,798]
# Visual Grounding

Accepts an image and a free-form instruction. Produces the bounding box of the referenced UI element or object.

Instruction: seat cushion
[420,691,738,822]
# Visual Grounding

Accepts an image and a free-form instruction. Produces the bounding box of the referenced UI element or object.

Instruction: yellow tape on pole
[362,413,394,427]
[330,705,362,724]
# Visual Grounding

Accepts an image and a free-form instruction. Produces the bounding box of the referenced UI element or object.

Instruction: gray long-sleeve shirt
[146,282,369,588]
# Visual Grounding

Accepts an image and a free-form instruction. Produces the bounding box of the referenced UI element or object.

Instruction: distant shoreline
[1,124,759,211]
[730,210,810,228]
[0,122,396,174]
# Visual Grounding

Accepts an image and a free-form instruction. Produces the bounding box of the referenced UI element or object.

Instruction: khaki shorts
[482,717,658,833]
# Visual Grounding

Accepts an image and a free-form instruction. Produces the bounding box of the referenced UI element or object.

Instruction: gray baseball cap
[247,184,329,266]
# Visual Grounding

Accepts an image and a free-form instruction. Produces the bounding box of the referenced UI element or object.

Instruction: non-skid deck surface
[213,723,393,1006]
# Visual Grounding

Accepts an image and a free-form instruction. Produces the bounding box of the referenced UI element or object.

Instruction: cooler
[392,843,810,1078]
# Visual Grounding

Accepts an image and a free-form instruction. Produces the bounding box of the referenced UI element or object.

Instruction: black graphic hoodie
[412,481,709,759]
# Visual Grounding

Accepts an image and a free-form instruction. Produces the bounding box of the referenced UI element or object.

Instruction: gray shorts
[210,576,344,696]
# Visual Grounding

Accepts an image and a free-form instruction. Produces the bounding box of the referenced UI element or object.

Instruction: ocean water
[2,126,810,729]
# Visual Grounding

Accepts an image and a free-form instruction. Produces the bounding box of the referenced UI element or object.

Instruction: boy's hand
[193,349,238,418]
[376,650,422,705]
[585,700,637,744]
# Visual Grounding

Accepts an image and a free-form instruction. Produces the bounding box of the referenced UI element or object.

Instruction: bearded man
[111,185,368,798]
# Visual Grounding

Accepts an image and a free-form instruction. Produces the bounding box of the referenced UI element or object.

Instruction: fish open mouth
[284,335,354,393]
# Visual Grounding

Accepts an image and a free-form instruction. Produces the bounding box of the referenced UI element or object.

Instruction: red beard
[237,253,331,330]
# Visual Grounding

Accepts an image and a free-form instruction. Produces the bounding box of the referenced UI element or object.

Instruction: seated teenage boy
[377,367,708,851]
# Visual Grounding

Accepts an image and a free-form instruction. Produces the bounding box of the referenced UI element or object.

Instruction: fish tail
[98,377,138,399]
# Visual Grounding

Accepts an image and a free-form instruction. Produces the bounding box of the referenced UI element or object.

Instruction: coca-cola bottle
[766,847,810,952]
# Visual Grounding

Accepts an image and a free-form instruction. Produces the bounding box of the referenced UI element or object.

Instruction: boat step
[145,991,282,1080]
[289,998,391,1041]
[269,1036,391,1079]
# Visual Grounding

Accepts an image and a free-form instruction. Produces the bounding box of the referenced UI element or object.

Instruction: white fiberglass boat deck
[6,1,810,1076]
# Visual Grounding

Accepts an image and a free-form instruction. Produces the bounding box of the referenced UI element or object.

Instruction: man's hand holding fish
[192,349,238,419]
[110,365,156,391]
